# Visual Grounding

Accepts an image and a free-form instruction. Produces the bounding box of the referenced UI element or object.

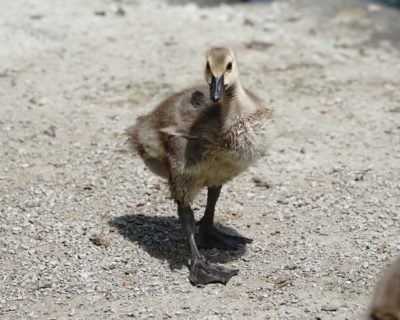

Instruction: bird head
[204,47,238,103]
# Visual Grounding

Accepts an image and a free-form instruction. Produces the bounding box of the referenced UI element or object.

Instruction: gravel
[1,0,399,319]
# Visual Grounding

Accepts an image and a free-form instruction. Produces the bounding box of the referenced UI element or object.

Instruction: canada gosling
[127,47,273,285]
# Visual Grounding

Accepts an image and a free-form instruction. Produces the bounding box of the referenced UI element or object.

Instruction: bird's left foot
[196,225,252,250]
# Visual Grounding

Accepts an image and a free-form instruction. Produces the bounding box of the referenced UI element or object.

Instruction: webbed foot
[197,225,252,250]
[189,257,238,285]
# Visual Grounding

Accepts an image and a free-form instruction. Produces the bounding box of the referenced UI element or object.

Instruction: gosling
[366,257,400,320]
[127,47,273,285]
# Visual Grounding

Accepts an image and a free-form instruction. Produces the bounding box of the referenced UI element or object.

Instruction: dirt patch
[1,0,399,319]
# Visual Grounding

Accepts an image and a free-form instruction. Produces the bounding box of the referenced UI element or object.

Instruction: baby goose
[127,47,273,285]
[366,257,400,320]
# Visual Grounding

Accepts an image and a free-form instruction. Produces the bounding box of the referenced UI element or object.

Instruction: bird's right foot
[189,257,238,286]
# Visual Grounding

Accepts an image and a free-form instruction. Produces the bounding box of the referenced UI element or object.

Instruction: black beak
[210,75,224,102]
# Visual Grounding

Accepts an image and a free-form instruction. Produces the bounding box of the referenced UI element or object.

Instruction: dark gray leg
[178,204,200,263]
[197,186,252,250]
[177,202,238,285]
[200,186,221,227]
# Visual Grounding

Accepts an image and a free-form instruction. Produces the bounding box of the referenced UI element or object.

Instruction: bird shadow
[372,0,400,9]
[108,212,249,270]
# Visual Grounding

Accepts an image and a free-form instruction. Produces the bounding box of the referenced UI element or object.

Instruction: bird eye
[226,62,232,71]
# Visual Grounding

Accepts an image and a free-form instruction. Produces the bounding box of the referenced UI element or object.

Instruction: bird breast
[222,119,257,163]
[221,112,271,163]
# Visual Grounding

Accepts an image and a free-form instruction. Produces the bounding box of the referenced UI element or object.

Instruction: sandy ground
[1,0,400,319]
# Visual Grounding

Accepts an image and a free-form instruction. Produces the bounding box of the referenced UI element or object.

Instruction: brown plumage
[366,257,400,320]
[126,47,273,285]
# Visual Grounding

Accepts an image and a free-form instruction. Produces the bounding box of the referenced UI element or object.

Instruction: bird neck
[220,79,257,128]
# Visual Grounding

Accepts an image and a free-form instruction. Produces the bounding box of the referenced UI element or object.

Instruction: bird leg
[197,186,252,250]
[177,202,238,285]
